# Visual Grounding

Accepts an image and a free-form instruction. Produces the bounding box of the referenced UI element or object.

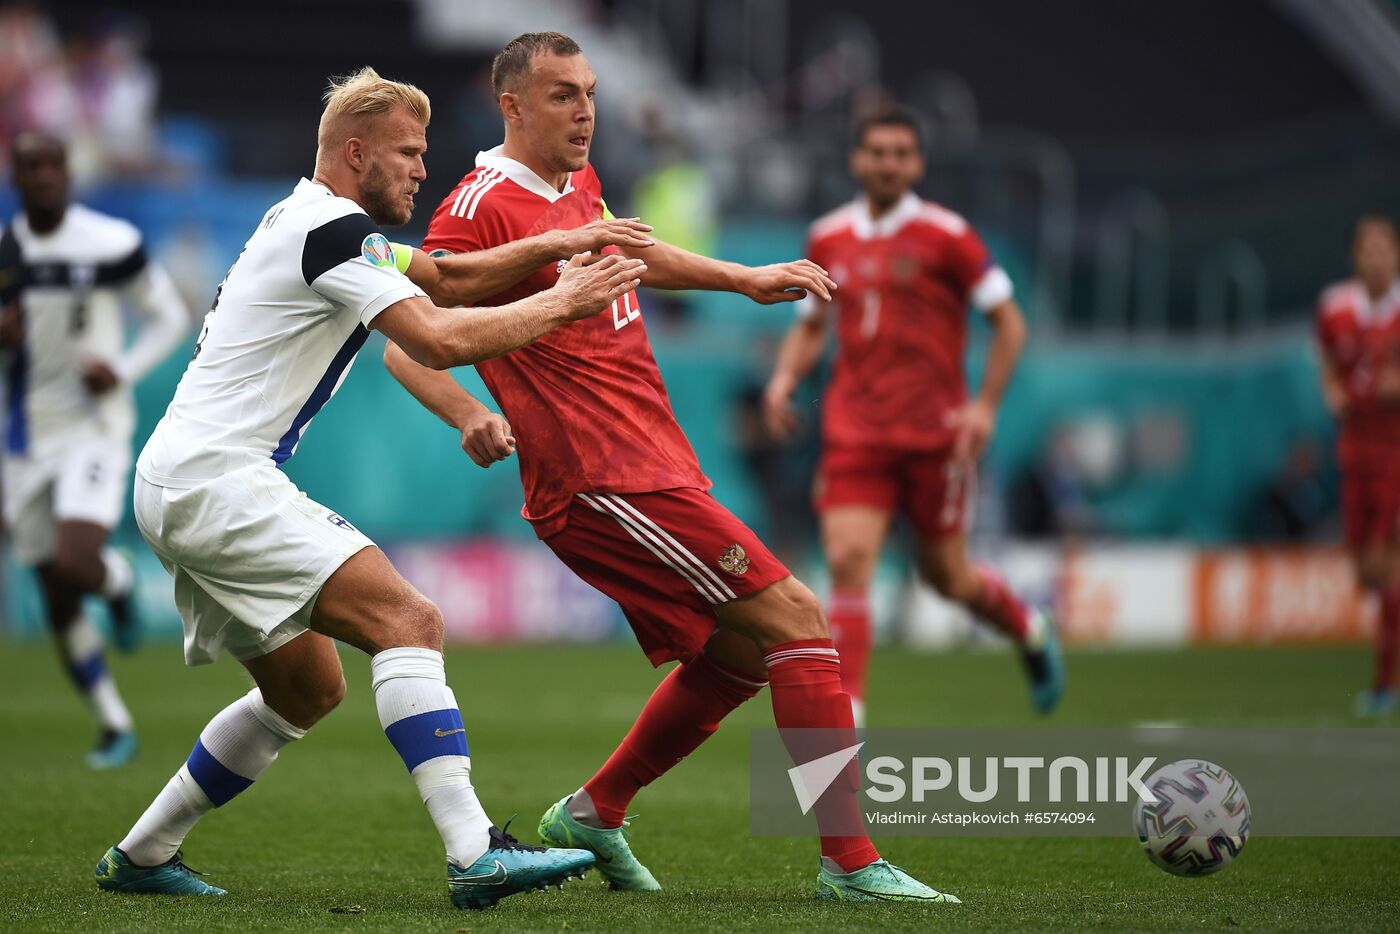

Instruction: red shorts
[543,488,790,666]
[1343,466,1400,547]
[814,444,973,539]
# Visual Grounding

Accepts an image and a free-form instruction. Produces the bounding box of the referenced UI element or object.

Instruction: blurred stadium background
[3,0,1398,670]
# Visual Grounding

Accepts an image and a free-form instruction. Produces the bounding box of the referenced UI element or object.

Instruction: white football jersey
[137,178,424,488]
[1,203,188,450]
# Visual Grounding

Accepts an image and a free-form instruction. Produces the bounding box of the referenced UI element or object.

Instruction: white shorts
[134,464,373,666]
[2,431,131,565]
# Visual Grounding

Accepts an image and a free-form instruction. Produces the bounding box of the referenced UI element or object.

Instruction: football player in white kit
[94,68,646,909]
[1,132,189,769]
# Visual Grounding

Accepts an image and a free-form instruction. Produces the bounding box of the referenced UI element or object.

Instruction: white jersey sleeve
[301,211,419,327]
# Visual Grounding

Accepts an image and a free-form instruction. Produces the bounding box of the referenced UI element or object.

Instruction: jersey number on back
[612,292,640,331]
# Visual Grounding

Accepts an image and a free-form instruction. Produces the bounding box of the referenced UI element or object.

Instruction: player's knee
[315,672,348,717]
[921,558,977,604]
[826,542,877,588]
[49,549,100,592]
[400,594,444,651]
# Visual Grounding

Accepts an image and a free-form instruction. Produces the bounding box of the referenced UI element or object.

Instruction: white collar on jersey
[475,145,575,203]
[851,191,922,241]
[1357,278,1400,322]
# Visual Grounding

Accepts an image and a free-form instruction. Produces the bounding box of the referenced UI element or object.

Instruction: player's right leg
[819,506,892,726]
[308,546,595,908]
[813,445,900,727]
[713,576,959,903]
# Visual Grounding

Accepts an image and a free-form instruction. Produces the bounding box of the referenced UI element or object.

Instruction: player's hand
[740,260,837,305]
[0,303,21,349]
[762,378,800,440]
[946,396,997,461]
[555,252,646,320]
[556,218,655,257]
[460,410,515,467]
[81,358,120,396]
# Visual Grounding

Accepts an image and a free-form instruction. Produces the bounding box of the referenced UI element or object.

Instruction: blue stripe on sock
[383,708,469,773]
[67,653,106,690]
[186,739,254,807]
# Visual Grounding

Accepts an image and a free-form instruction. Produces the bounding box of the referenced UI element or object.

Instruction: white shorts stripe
[465,173,505,220]
[591,494,733,603]
[604,494,740,601]
[577,494,720,604]
[764,647,842,667]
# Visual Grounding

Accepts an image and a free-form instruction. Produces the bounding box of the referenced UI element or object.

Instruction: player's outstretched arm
[763,304,831,439]
[382,341,516,467]
[396,218,654,307]
[373,252,644,369]
[619,238,837,305]
[947,297,1027,460]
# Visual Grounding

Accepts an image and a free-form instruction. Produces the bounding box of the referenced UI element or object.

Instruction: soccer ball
[1132,759,1250,876]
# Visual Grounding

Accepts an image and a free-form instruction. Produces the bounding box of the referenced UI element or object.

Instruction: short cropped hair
[491,31,582,97]
[1353,214,1399,249]
[854,110,924,151]
[317,66,430,153]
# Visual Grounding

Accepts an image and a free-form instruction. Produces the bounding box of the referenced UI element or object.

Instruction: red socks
[1376,587,1400,693]
[582,654,765,828]
[764,639,880,873]
[970,566,1031,642]
[827,590,871,705]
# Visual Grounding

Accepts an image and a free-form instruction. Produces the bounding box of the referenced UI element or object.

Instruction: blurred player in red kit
[385,33,959,903]
[763,112,1065,725]
[1316,215,1400,717]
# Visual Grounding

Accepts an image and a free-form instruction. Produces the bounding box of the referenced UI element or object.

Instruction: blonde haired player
[94,67,645,909]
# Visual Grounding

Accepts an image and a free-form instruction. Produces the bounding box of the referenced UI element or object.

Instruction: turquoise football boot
[449,823,594,909]
[87,730,137,769]
[816,858,960,903]
[1024,609,1066,715]
[1355,687,1398,717]
[538,795,660,891]
[95,846,226,895]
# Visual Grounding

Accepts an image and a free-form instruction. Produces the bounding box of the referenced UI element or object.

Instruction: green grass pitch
[1,641,1396,931]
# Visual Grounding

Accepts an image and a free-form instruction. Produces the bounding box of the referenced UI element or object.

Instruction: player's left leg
[43,519,138,767]
[1354,541,1400,716]
[915,532,1063,714]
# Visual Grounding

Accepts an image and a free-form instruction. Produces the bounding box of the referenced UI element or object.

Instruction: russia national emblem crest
[718,543,750,576]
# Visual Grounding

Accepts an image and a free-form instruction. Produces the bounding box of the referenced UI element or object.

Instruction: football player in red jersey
[1316,215,1400,717]
[384,33,958,904]
[764,113,1065,725]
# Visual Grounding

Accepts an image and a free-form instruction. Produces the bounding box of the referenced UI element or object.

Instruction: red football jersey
[803,192,1012,451]
[1315,278,1400,469]
[422,147,708,537]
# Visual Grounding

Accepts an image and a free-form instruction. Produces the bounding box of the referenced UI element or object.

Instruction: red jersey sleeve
[946,224,993,298]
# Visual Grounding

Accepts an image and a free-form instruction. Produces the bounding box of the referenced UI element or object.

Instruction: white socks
[372,647,491,868]
[62,614,132,733]
[118,688,304,866]
[99,547,134,600]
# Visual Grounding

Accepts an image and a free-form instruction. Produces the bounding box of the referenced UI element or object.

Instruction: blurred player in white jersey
[0,132,188,769]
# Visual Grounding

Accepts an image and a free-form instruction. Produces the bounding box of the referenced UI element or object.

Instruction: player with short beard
[763,112,1065,724]
[387,33,957,904]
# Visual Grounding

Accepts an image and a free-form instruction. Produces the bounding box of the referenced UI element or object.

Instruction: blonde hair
[316,66,430,162]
